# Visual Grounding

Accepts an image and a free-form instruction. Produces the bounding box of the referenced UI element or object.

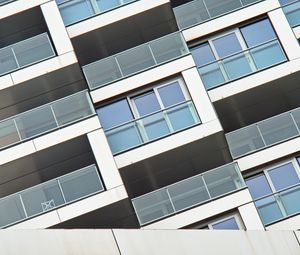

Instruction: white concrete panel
[87,129,123,190]
[33,116,101,151]
[0,74,13,91]
[8,211,60,229]
[41,1,73,55]
[143,189,252,229]
[67,0,169,38]
[0,0,49,20]
[182,67,218,123]
[0,141,36,165]
[115,119,222,169]
[209,58,300,102]
[237,136,300,172]
[293,26,300,39]
[10,51,77,86]
[183,0,279,42]
[238,203,264,230]
[57,185,128,222]
[266,214,300,230]
[91,55,195,103]
[269,9,300,60]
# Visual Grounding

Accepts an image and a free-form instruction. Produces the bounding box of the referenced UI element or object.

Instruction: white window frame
[208,213,244,230]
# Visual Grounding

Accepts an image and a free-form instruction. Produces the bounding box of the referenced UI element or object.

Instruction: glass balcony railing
[198,39,287,90]
[0,33,55,77]
[0,164,104,228]
[105,100,200,155]
[0,91,95,150]
[282,0,300,28]
[83,32,189,90]
[132,163,245,226]
[174,0,263,30]
[57,0,138,26]
[255,184,300,225]
[0,0,14,6]
[226,107,300,159]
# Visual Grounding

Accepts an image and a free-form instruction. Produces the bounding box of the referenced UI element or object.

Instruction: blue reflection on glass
[191,43,216,66]
[246,174,272,199]
[133,92,161,117]
[212,217,240,230]
[212,33,242,58]
[158,82,186,108]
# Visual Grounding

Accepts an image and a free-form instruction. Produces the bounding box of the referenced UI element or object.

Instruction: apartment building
[0,0,300,235]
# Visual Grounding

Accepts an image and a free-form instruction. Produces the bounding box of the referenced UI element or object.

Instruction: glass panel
[0,195,26,228]
[106,122,142,154]
[212,217,240,230]
[97,99,134,130]
[83,57,122,89]
[167,102,199,131]
[52,93,93,126]
[212,33,243,58]
[258,113,299,146]
[255,196,283,225]
[281,186,300,215]
[284,2,300,27]
[279,0,297,5]
[241,19,276,48]
[0,47,18,75]
[150,33,188,64]
[15,106,58,140]
[223,53,253,80]
[251,41,286,70]
[203,164,244,198]
[0,119,20,148]
[198,62,226,89]
[174,0,210,29]
[226,125,265,158]
[133,189,175,225]
[116,45,156,76]
[60,166,103,203]
[268,163,300,191]
[96,0,119,11]
[21,181,64,217]
[241,0,261,4]
[205,0,242,18]
[137,112,170,141]
[133,92,161,117]
[168,175,210,211]
[191,43,216,67]
[246,174,272,200]
[157,81,186,108]
[292,108,300,130]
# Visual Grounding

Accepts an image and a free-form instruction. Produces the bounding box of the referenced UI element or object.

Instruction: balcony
[57,0,138,26]
[226,107,300,159]
[0,164,104,228]
[83,32,189,90]
[105,100,200,155]
[198,39,287,90]
[173,0,263,30]
[0,33,55,77]
[281,0,300,28]
[0,0,14,6]
[0,91,95,150]
[132,163,245,226]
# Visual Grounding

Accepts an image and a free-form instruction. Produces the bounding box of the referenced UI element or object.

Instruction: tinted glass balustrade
[0,0,14,5]
[105,101,200,155]
[281,0,300,28]
[198,40,286,90]
[83,32,189,90]
[0,91,95,150]
[132,163,245,225]
[0,165,104,228]
[226,108,300,159]
[57,0,137,26]
[174,0,263,30]
[0,33,55,76]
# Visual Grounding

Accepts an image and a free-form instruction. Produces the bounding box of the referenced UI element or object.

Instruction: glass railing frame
[82,31,190,90]
[0,32,56,77]
[197,38,287,90]
[132,162,245,226]
[226,106,300,159]
[0,90,96,151]
[104,100,201,155]
[281,0,300,28]
[173,0,265,30]
[0,164,105,229]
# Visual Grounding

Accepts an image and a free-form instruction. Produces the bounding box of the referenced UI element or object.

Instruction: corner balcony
[0,164,104,228]
[83,32,189,92]
[132,163,245,226]
[0,91,95,151]
[173,0,264,30]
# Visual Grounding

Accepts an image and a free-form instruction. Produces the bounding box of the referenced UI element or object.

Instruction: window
[96,79,200,154]
[209,215,243,230]
[190,19,287,90]
[246,159,300,225]
[280,0,300,28]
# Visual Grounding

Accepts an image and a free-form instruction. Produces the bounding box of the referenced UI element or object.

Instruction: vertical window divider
[256,124,267,146]
[19,194,28,218]
[11,47,20,68]
[166,188,176,213]
[57,179,67,204]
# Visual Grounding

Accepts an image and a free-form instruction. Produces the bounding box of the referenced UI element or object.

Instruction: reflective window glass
[246,174,272,199]
[133,92,161,117]
[279,0,296,5]
[158,82,186,108]
[212,33,243,58]
[212,217,240,230]
[191,43,216,66]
